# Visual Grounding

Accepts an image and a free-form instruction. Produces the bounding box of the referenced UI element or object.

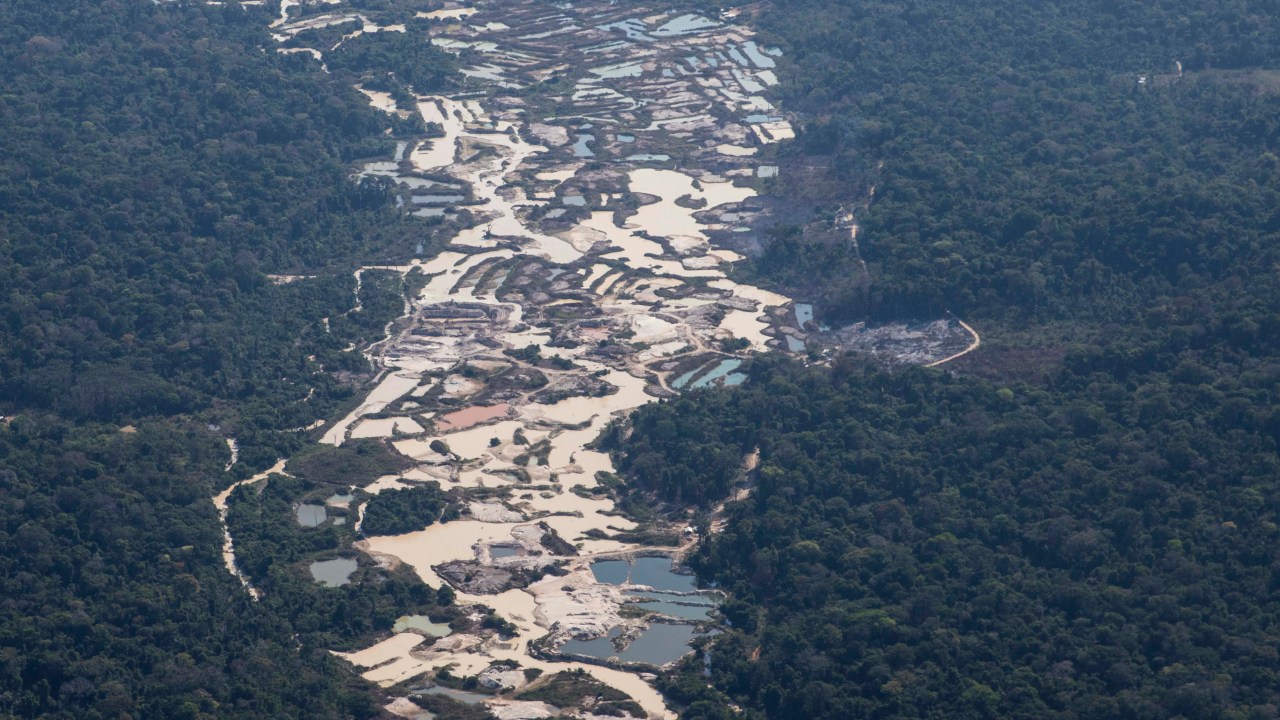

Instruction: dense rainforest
[742,0,1280,333]
[8,0,1280,718]
[610,1,1280,719]
[0,1,458,717]
[0,419,383,718]
[616,353,1280,719]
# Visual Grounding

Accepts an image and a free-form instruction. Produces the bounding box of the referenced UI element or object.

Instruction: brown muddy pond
[435,403,510,431]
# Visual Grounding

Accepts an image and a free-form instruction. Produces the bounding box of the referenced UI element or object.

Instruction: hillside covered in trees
[617,352,1280,719]
[610,1,1280,719]
[0,1,457,716]
[742,0,1280,332]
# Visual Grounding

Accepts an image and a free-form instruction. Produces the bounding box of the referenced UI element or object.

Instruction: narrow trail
[223,438,239,473]
[212,458,288,601]
[925,317,981,368]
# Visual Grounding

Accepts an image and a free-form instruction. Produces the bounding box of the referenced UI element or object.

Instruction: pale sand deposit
[322,372,421,445]
[716,143,758,156]
[228,5,809,718]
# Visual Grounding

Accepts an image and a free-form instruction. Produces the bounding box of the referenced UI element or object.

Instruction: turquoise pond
[590,557,698,592]
[632,556,698,591]
[393,615,454,636]
[795,303,814,326]
[741,40,777,68]
[690,358,743,389]
[559,623,708,666]
[597,19,653,42]
[570,559,722,664]
[571,133,595,157]
[632,593,716,621]
[672,358,746,390]
[590,559,630,585]
[671,365,703,390]
[652,13,718,37]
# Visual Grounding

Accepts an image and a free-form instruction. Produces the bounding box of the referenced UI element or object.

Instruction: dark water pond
[296,504,326,527]
[309,558,357,587]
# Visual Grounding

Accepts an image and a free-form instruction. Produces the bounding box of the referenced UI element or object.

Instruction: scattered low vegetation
[517,669,642,716]
[286,439,412,488]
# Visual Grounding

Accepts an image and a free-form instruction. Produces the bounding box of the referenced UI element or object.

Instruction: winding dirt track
[925,317,981,368]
